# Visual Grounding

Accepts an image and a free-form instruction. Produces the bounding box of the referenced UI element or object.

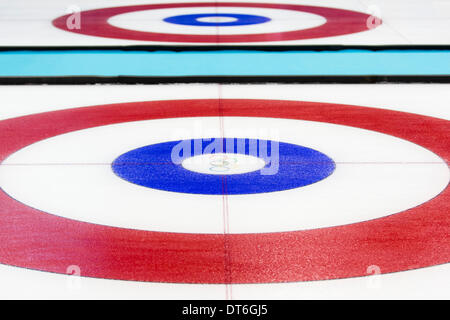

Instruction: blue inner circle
[112,138,335,195]
[163,13,271,27]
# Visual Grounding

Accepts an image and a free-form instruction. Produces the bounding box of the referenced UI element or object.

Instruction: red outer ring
[52,2,377,43]
[0,99,448,284]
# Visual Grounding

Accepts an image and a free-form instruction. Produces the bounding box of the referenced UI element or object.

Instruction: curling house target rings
[52,3,380,43]
[0,99,448,284]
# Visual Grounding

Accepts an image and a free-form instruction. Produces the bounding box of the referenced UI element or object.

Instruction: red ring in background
[52,2,378,43]
[0,99,448,283]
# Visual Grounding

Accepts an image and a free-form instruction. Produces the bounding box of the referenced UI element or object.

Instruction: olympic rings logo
[208,154,238,173]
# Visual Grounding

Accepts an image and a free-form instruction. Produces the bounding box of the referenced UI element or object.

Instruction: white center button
[182,153,266,175]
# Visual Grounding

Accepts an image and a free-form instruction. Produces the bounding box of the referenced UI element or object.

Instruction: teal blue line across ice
[0,50,449,77]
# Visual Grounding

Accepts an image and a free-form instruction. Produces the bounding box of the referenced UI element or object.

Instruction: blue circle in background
[112,138,335,195]
[163,13,271,27]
